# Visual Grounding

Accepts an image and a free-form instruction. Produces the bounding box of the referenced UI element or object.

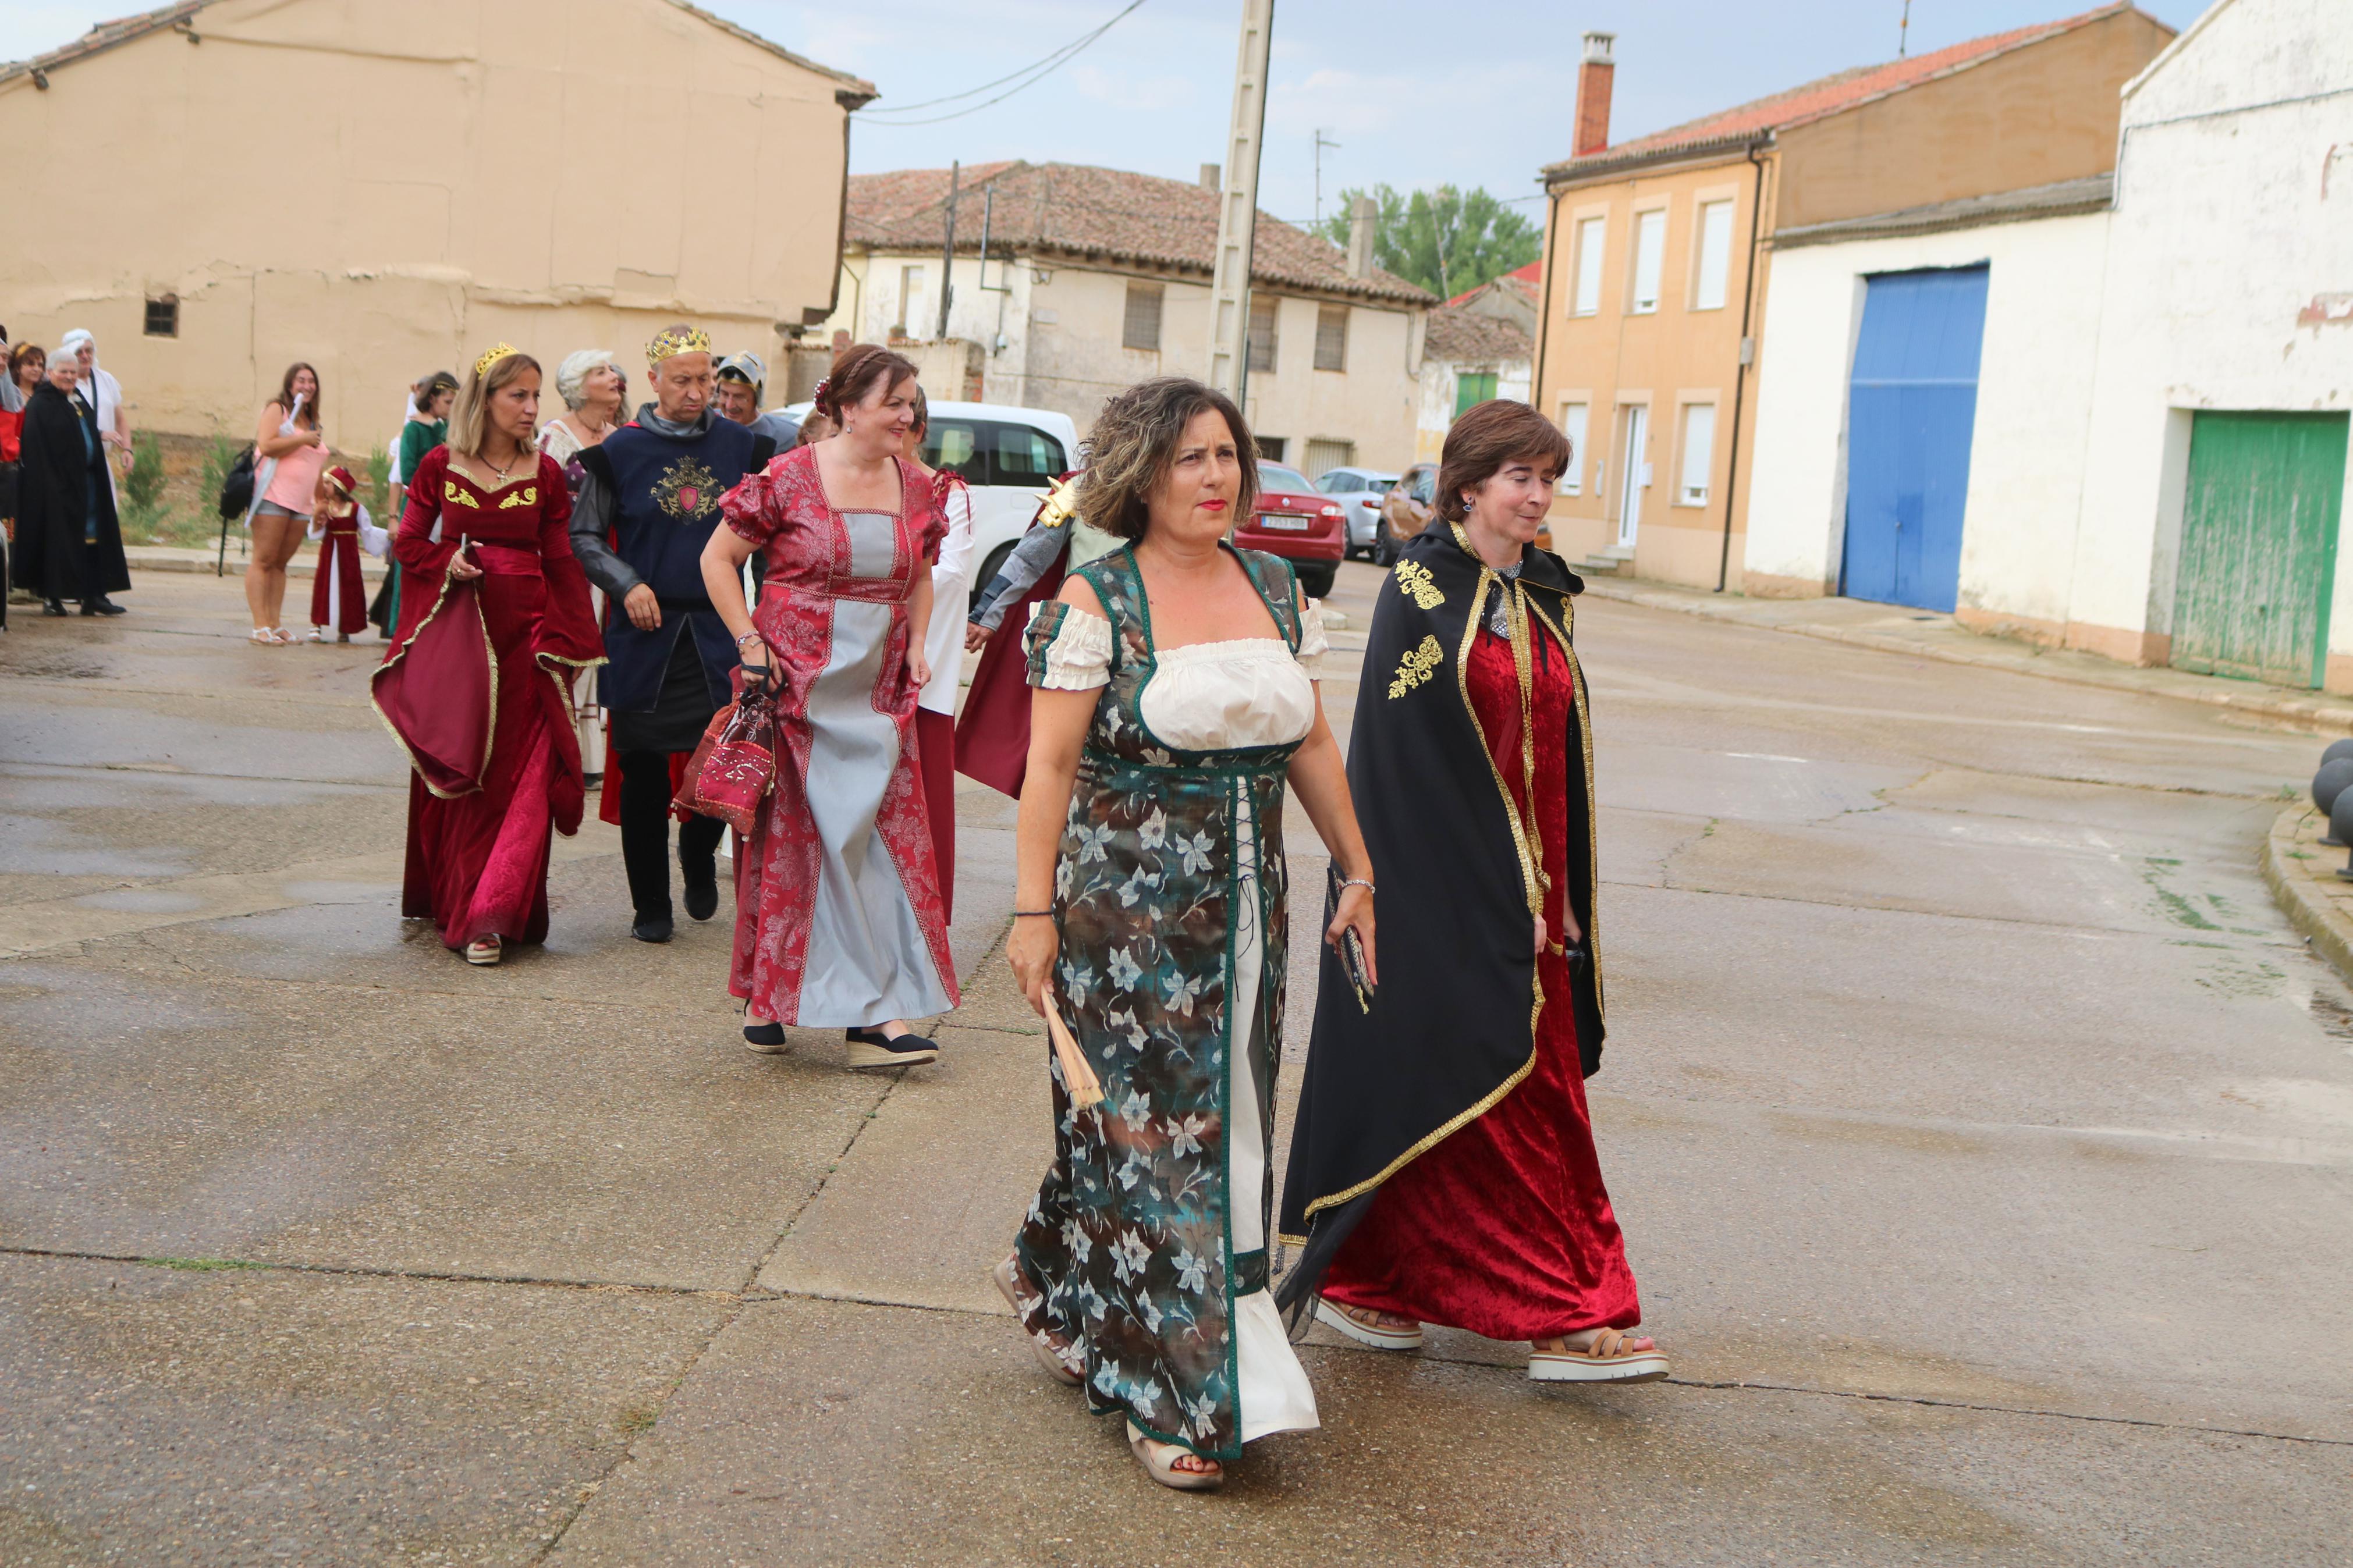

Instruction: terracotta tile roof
[1446,264,1541,308]
[1424,302,1532,365]
[2,0,874,97]
[1543,3,2147,181]
[1,0,207,85]
[849,162,1436,308]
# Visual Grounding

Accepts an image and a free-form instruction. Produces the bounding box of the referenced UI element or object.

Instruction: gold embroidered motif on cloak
[1388,634,1443,699]
[1393,559,1445,610]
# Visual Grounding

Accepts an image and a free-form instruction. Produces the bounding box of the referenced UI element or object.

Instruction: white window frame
[1629,208,1666,315]
[1676,399,1718,508]
[1692,199,1734,311]
[1555,399,1589,495]
[1572,215,1606,317]
[1122,280,1164,353]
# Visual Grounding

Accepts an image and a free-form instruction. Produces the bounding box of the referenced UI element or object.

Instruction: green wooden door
[2171,411,2350,688]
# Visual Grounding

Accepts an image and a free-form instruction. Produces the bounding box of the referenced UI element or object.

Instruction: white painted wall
[1742,210,2112,619]
[828,247,1424,460]
[1415,355,1535,463]
[2071,0,2353,666]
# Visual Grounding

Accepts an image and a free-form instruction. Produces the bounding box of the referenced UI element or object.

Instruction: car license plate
[1259,513,1309,531]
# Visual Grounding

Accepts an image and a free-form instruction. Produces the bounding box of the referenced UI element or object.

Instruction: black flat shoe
[81,597,126,617]
[846,1026,939,1069]
[743,1019,789,1055]
[631,915,674,943]
[42,600,67,617]
[682,851,719,922]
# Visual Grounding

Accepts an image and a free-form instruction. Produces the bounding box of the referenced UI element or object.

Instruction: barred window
[1122,282,1163,352]
[1313,305,1347,372]
[144,295,179,337]
[1247,295,1277,374]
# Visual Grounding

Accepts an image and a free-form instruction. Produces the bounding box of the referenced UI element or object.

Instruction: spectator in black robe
[15,353,130,617]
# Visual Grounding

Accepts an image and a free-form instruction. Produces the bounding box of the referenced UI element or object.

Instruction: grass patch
[617,1405,659,1436]
[140,1256,270,1272]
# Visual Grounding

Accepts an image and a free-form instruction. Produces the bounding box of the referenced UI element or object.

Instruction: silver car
[1315,466,1400,559]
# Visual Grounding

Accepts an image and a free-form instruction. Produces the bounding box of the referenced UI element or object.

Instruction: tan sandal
[991,1255,1081,1386]
[463,936,502,966]
[1127,1421,1223,1492]
[1528,1326,1669,1384]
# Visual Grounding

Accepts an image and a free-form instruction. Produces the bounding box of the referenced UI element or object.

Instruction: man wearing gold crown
[570,324,781,943]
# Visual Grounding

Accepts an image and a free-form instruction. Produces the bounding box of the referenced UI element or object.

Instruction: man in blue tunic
[570,325,778,944]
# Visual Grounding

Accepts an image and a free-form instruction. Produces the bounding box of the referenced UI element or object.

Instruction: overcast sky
[5,0,2210,226]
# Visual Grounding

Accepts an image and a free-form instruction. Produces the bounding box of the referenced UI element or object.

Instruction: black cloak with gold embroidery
[1276,521,1603,1310]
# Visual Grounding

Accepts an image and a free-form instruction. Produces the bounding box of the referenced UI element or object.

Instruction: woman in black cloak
[1276,399,1666,1384]
[16,351,130,618]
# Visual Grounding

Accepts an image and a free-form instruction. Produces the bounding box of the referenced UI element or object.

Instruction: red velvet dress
[377,447,605,951]
[308,510,368,635]
[1321,620,1641,1341]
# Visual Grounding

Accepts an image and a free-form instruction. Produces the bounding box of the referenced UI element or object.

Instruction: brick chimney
[1347,195,1377,279]
[1574,31,1615,157]
[1199,162,1222,193]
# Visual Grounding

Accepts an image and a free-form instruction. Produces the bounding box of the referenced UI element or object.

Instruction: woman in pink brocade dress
[374,347,604,966]
[700,344,960,1068]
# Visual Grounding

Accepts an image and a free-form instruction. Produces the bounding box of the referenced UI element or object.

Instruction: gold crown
[647,326,711,365]
[474,342,520,380]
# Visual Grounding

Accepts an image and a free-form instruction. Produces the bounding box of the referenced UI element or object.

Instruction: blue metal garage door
[1840,265,1990,612]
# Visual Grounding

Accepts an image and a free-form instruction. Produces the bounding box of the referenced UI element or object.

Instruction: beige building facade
[828,162,1432,472]
[1531,6,2174,589]
[0,0,870,453]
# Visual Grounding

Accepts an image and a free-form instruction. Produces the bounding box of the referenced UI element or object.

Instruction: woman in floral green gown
[996,378,1379,1491]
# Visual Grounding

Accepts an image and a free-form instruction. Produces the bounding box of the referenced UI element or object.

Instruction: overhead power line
[856,0,1148,127]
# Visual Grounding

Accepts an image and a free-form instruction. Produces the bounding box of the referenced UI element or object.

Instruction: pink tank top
[262,410,329,512]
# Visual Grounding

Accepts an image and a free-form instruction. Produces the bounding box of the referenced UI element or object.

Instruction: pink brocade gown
[717,446,960,1027]
[1320,623,1642,1342]
[379,447,604,951]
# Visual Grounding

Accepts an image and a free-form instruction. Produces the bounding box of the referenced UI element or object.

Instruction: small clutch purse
[1325,866,1374,1013]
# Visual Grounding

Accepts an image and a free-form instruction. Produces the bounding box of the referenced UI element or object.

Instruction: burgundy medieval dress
[308,503,381,635]
[718,445,960,1026]
[374,447,605,951]
[1318,619,1641,1341]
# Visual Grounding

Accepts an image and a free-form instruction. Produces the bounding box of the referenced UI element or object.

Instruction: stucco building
[1529,6,2175,588]
[1415,263,1536,463]
[0,0,871,453]
[828,161,1434,472]
[1744,0,2352,693]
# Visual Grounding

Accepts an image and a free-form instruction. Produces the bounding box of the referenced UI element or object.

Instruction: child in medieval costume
[305,465,389,643]
[952,472,1123,797]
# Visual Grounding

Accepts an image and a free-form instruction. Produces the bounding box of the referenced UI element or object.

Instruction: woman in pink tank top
[245,361,329,645]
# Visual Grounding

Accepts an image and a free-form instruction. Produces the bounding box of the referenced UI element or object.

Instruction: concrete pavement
[3,563,2348,1566]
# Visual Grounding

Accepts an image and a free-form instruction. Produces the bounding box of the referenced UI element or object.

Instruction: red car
[1234,461,1345,596]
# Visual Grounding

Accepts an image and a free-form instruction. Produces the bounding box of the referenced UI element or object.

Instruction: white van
[777,398,1081,592]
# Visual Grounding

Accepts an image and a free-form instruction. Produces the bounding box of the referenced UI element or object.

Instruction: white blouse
[1034,600,1330,753]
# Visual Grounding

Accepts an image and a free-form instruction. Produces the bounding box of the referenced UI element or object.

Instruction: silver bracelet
[1338,876,1375,897]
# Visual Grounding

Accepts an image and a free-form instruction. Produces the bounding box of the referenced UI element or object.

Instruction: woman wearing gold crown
[372,344,605,966]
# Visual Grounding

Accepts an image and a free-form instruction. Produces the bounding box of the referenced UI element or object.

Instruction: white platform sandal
[1528,1327,1669,1384]
[1315,1297,1424,1350]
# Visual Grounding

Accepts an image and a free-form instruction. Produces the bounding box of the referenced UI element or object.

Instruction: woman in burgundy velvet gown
[373,347,604,966]
[1277,399,1666,1385]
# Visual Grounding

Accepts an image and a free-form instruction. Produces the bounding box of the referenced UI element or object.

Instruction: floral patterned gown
[1006,543,1329,1462]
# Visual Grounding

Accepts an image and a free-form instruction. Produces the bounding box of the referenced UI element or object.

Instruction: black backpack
[217,443,257,520]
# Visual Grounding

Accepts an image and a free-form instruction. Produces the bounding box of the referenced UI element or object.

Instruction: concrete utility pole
[1205,0,1273,406]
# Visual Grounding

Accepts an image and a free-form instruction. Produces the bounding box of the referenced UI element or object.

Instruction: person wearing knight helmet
[570,324,781,944]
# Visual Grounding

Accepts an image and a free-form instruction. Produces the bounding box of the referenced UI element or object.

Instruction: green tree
[1317,183,1542,301]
